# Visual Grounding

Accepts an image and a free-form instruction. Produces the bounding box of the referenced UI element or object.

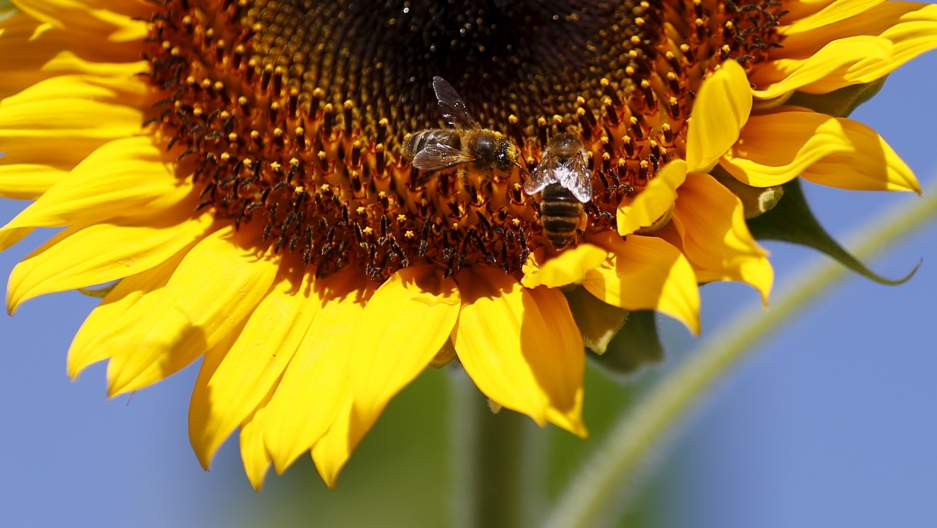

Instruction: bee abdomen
[402,129,460,159]
[540,183,582,249]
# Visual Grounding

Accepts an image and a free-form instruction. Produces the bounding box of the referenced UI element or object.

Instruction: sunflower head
[135,0,787,280]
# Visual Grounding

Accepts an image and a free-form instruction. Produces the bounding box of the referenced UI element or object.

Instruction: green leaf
[746,178,918,285]
[588,310,664,379]
[786,77,887,118]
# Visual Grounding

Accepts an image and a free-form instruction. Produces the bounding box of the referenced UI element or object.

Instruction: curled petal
[687,59,752,173]
[781,0,887,35]
[617,160,686,235]
[721,110,919,193]
[521,244,609,289]
[779,2,937,64]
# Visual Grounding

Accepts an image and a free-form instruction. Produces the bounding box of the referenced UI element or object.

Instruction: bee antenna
[514,161,529,175]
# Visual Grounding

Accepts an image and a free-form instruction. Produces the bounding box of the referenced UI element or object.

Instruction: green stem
[449,368,528,528]
[542,185,937,528]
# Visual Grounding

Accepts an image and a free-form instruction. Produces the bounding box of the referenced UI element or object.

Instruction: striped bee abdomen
[540,183,583,249]
[402,129,462,159]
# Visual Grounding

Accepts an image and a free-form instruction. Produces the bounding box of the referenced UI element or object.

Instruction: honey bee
[403,76,518,189]
[523,133,593,249]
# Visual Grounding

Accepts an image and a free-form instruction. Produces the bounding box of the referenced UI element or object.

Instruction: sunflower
[1,0,934,490]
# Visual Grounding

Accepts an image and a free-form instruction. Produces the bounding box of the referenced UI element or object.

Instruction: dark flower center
[142,0,784,280]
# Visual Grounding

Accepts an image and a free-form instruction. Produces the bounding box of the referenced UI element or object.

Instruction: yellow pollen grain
[270,161,282,171]
[404,231,415,239]
[363,227,374,236]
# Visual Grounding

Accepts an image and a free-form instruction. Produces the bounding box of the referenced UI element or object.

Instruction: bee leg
[458,168,477,200]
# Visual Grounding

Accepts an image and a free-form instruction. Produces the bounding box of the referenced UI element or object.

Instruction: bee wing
[522,158,560,196]
[559,151,594,203]
[432,76,480,130]
[412,142,476,171]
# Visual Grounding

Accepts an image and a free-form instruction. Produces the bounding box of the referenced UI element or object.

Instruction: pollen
[142,0,785,281]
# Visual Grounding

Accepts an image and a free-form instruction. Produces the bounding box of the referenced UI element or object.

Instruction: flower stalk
[542,181,937,528]
[449,368,528,528]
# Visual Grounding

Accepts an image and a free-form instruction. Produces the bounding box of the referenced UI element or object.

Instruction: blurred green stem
[543,184,937,528]
[449,368,527,528]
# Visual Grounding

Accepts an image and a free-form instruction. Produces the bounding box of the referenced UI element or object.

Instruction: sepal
[712,166,784,219]
[587,310,664,379]
[785,77,887,118]
[746,178,918,285]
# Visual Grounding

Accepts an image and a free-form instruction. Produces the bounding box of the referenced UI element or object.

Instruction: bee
[523,133,593,249]
[403,76,518,189]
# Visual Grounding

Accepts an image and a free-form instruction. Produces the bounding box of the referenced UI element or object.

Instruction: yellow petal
[616,159,686,235]
[66,249,187,379]
[0,91,145,140]
[0,74,148,108]
[0,136,111,168]
[311,396,372,490]
[782,0,886,35]
[0,164,69,199]
[188,266,320,470]
[7,206,214,313]
[563,286,628,355]
[784,0,838,21]
[582,232,700,334]
[764,4,937,97]
[240,405,273,492]
[104,226,279,396]
[263,267,374,474]
[453,267,587,437]
[673,173,774,304]
[0,13,143,98]
[351,265,460,424]
[780,2,937,66]
[0,137,192,232]
[752,36,893,98]
[686,59,752,173]
[0,227,32,253]
[521,244,609,288]
[13,0,149,42]
[721,110,920,193]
